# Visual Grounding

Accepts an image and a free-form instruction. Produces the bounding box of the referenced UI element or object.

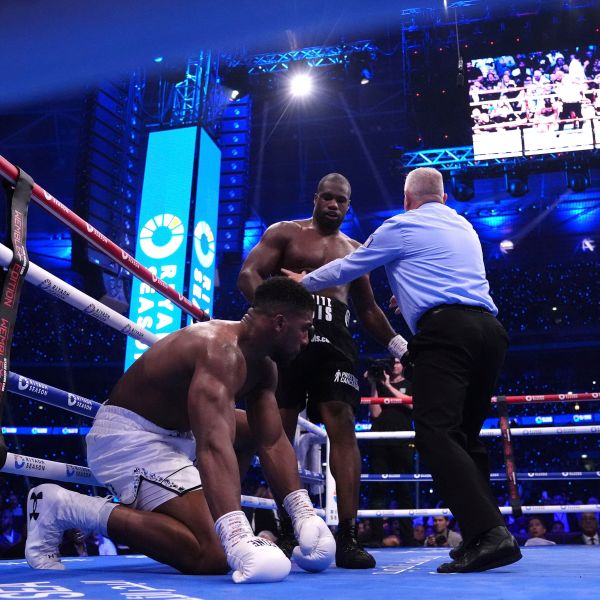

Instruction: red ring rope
[0,154,208,322]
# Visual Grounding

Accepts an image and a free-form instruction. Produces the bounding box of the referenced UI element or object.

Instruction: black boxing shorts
[277,294,360,423]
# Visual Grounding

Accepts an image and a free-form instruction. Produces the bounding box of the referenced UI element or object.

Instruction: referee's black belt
[418,303,492,328]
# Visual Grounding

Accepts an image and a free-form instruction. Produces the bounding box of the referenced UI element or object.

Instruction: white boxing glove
[283,489,335,572]
[228,536,291,583]
[215,511,291,583]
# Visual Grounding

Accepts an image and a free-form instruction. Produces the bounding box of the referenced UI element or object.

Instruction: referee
[284,167,522,573]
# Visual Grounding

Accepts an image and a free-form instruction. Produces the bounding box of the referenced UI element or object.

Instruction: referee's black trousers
[410,305,509,544]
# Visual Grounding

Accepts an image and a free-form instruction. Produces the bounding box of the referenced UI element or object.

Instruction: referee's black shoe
[335,518,376,569]
[449,539,465,560]
[437,526,521,573]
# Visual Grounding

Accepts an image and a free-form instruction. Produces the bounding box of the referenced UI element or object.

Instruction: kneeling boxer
[26,277,335,583]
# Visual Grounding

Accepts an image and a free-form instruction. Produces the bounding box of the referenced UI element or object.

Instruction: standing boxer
[238,173,407,569]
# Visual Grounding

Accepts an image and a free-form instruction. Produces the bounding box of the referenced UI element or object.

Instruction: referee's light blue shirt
[302,202,497,334]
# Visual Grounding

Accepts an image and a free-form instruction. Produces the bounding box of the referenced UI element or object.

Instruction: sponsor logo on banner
[83,303,111,323]
[119,323,146,341]
[193,221,216,269]
[38,278,71,300]
[0,583,81,595]
[14,455,45,471]
[67,393,95,413]
[86,223,94,233]
[17,376,48,396]
[140,214,185,260]
[66,464,92,479]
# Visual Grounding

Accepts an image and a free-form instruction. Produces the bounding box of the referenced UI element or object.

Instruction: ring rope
[297,415,328,440]
[7,371,102,418]
[361,392,600,405]
[0,451,325,505]
[361,472,600,482]
[0,244,159,347]
[356,426,599,439]
[357,504,600,519]
[0,154,208,322]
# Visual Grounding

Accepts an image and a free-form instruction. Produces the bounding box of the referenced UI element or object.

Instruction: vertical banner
[124,127,197,370]
[187,129,221,322]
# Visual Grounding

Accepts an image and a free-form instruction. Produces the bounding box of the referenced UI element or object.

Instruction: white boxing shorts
[86,404,201,512]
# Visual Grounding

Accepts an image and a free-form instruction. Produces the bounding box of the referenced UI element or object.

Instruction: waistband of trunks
[95,404,193,439]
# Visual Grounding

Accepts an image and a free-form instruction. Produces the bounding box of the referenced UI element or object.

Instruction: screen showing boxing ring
[468,45,599,159]
[124,127,221,369]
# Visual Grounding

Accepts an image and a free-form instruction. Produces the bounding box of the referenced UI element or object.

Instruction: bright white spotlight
[499,239,514,254]
[290,73,313,97]
[229,89,240,101]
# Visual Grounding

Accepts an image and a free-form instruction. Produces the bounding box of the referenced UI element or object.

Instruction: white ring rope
[0,243,158,347]
[297,415,328,440]
[0,451,325,516]
[357,504,600,519]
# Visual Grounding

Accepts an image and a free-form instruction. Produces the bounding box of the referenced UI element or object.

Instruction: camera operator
[425,515,463,548]
[364,357,416,546]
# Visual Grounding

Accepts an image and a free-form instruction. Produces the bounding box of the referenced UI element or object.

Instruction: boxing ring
[0,155,598,598]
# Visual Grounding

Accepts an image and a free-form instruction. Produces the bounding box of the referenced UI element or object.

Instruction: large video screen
[468,46,599,159]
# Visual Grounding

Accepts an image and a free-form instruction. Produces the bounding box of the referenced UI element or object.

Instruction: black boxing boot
[335,518,376,569]
[276,509,298,559]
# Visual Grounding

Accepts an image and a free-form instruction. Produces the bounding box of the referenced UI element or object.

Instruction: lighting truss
[225,40,378,74]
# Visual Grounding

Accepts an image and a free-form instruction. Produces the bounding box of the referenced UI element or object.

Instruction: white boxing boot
[26,484,116,570]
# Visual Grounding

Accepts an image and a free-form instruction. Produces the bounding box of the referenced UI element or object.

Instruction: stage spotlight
[290,72,313,97]
[349,51,375,85]
[450,173,474,202]
[500,239,514,254]
[219,65,250,101]
[566,164,590,192]
[506,169,528,197]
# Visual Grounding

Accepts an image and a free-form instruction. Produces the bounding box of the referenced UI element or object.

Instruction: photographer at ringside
[425,515,463,548]
[364,357,416,546]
